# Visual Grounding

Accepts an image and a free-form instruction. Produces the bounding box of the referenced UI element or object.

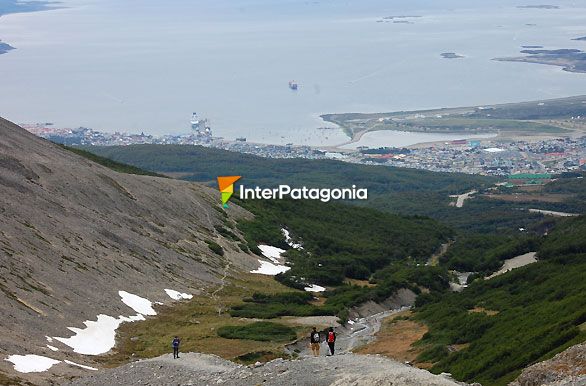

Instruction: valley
[0,118,585,386]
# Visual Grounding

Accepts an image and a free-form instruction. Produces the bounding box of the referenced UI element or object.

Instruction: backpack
[172,338,180,347]
[327,331,335,343]
[312,332,320,342]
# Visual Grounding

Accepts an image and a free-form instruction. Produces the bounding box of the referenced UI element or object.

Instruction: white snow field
[54,314,145,355]
[282,228,303,249]
[118,291,157,315]
[7,288,199,372]
[251,244,291,275]
[251,260,291,275]
[164,289,193,300]
[5,354,60,373]
[304,284,326,292]
[64,360,98,371]
[257,245,286,263]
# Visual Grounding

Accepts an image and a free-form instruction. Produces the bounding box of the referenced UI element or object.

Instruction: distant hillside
[0,118,256,384]
[413,215,586,386]
[79,144,556,233]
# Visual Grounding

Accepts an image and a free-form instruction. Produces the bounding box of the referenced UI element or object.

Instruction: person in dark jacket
[326,327,336,356]
[309,327,321,356]
[172,336,181,359]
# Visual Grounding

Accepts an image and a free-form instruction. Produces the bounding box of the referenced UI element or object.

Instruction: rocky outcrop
[510,343,586,386]
[64,352,469,386]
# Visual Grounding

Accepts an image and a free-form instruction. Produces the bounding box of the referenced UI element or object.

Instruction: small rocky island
[441,52,464,59]
[0,41,15,55]
[517,5,560,9]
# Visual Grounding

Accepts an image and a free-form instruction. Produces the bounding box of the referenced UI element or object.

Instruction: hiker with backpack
[309,327,321,356]
[326,327,336,356]
[172,336,181,359]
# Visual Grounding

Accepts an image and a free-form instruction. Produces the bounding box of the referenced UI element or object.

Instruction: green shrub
[217,322,297,342]
[205,240,224,256]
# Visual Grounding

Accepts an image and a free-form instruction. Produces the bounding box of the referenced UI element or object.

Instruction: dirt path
[287,307,408,357]
[449,190,477,208]
[428,241,453,266]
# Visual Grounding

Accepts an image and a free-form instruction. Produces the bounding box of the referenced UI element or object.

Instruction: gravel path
[64,352,469,386]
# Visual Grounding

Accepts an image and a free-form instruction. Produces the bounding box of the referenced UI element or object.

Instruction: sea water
[0,0,585,146]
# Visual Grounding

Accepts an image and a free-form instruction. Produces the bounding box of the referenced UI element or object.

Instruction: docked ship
[190,112,212,141]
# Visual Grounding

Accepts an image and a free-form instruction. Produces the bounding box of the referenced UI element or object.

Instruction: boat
[288,80,298,90]
[190,112,212,140]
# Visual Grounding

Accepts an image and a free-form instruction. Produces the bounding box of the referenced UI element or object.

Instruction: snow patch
[64,360,98,371]
[54,314,144,355]
[46,345,59,352]
[348,320,355,325]
[257,245,286,264]
[282,228,303,249]
[164,289,193,300]
[251,260,291,275]
[5,354,60,373]
[119,291,156,316]
[304,284,326,292]
[46,336,53,343]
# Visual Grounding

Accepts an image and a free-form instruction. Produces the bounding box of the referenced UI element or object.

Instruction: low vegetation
[205,240,224,256]
[236,198,452,287]
[229,292,333,319]
[61,145,164,177]
[217,322,297,342]
[96,274,299,367]
[440,234,541,274]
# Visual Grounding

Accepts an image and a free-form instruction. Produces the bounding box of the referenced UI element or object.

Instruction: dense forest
[414,215,586,385]
[81,144,569,233]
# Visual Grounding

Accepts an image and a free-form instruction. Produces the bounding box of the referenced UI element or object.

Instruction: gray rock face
[511,343,586,386]
[0,118,255,377]
[64,352,469,386]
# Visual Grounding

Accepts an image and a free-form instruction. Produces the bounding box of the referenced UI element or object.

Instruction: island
[493,48,586,74]
[521,45,543,49]
[517,5,560,9]
[377,15,421,24]
[0,41,15,55]
[0,0,59,56]
[382,15,421,20]
[572,36,586,41]
[441,52,464,59]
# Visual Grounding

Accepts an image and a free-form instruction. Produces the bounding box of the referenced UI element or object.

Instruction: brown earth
[354,311,428,365]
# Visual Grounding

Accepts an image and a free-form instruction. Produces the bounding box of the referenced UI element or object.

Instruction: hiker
[172,336,181,359]
[309,327,321,356]
[326,327,336,356]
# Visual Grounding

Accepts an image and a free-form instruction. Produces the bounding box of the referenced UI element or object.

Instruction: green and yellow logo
[217,176,241,208]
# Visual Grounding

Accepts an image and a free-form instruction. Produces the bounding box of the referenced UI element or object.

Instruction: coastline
[320,95,586,152]
[0,0,61,55]
[493,57,586,74]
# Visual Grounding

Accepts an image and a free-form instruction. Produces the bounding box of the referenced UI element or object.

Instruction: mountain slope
[0,118,256,381]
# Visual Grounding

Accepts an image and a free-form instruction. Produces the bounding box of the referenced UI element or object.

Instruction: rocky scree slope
[64,352,472,386]
[511,343,586,386]
[0,118,256,378]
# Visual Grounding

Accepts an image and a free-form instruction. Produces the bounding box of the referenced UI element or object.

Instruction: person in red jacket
[326,327,336,356]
